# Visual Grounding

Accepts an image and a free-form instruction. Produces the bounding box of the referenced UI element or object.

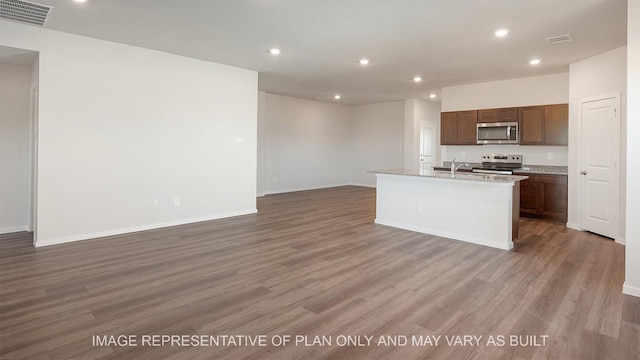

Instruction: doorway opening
[578,92,621,240]
[419,121,436,172]
[0,46,39,244]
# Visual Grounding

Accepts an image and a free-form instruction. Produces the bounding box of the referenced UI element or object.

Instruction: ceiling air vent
[546,34,573,44]
[0,0,53,26]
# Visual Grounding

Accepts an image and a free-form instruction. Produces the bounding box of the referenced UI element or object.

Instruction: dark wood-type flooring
[1,186,638,359]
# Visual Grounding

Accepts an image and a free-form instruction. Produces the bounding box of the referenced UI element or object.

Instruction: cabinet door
[516,174,568,223]
[544,104,568,145]
[498,107,518,122]
[458,110,478,144]
[478,109,498,123]
[542,182,568,221]
[541,174,568,222]
[441,112,458,145]
[519,180,543,215]
[519,106,545,145]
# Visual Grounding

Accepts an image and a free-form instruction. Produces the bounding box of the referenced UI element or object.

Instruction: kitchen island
[371,169,528,250]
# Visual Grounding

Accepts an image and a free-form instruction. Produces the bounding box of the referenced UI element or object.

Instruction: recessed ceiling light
[268,48,281,55]
[334,95,341,100]
[430,94,437,99]
[359,58,370,65]
[494,29,509,37]
[413,76,422,82]
[529,58,541,65]
[74,0,87,3]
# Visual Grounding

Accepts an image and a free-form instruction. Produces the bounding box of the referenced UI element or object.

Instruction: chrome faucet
[450,157,466,176]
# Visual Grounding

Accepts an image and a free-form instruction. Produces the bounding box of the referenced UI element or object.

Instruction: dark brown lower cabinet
[514,173,567,223]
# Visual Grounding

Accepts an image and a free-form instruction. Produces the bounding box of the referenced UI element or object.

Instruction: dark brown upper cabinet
[519,106,545,145]
[519,104,568,145]
[478,107,518,123]
[440,110,478,145]
[441,104,567,146]
[544,104,568,145]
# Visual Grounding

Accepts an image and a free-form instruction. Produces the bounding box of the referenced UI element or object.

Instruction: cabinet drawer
[516,173,568,185]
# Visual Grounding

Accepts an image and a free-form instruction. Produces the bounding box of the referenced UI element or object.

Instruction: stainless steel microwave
[477,122,519,144]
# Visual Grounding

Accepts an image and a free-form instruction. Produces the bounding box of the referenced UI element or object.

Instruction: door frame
[419,121,436,171]
[576,92,621,242]
[28,83,39,244]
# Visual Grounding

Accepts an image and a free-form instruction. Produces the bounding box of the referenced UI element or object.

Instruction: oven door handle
[472,168,513,175]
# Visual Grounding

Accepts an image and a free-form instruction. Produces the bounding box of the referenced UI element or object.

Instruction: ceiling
[1,0,628,105]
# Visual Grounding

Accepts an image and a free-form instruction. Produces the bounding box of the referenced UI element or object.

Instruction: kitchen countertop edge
[370,169,528,184]
[438,163,568,176]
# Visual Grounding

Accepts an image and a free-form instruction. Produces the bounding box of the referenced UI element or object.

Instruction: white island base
[374,171,526,250]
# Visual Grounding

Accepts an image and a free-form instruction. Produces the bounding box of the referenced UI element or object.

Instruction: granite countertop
[435,162,478,173]
[370,168,528,183]
[513,165,568,175]
[439,162,568,176]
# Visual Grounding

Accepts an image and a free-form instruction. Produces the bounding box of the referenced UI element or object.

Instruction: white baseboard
[350,182,376,188]
[566,222,582,231]
[34,209,258,248]
[264,183,351,195]
[623,282,640,298]
[375,219,513,251]
[565,222,626,245]
[0,226,28,235]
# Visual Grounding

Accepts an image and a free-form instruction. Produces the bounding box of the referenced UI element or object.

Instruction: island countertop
[438,162,568,176]
[370,168,528,183]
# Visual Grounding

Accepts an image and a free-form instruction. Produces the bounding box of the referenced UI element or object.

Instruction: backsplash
[440,145,568,166]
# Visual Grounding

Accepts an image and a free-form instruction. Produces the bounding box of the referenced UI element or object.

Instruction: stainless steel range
[472,154,523,174]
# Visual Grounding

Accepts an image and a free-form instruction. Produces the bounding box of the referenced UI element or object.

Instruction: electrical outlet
[174,197,180,206]
[417,202,424,212]
[547,152,553,160]
[153,199,159,208]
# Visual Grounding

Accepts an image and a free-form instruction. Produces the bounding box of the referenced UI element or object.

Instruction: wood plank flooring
[1,186,638,359]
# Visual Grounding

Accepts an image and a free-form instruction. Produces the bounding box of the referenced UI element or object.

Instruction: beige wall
[351,101,405,186]
[441,73,569,111]
[624,0,640,297]
[0,63,31,234]
[1,20,258,246]
[263,93,353,194]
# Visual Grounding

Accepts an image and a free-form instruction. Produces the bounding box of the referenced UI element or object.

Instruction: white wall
[404,99,441,169]
[568,47,627,238]
[443,146,569,167]
[440,73,570,166]
[263,93,352,194]
[0,62,31,234]
[624,0,640,298]
[351,101,405,186]
[260,95,404,190]
[442,73,570,111]
[0,20,258,246]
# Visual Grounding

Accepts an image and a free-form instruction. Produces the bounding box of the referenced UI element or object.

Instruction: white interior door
[579,95,620,239]
[420,122,435,171]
